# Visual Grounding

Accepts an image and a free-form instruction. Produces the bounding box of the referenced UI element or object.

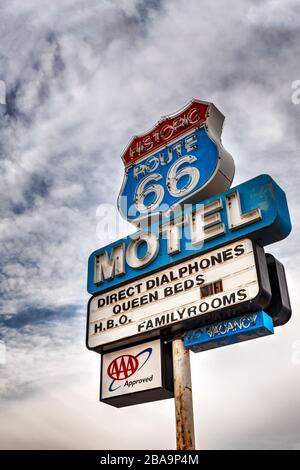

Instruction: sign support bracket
[172,338,195,450]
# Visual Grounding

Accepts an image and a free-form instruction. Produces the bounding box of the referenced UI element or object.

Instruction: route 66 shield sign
[118,100,235,225]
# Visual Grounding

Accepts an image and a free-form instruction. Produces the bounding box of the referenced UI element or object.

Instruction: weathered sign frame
[87,239,271,353]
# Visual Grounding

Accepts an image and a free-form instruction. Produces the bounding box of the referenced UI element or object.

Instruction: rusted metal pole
[172,338,195,450]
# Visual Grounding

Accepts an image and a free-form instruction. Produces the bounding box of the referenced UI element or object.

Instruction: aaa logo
[108,354,139,380]
[107,347,152,392]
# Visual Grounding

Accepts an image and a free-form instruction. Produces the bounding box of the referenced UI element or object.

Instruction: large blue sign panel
[184,311,274,352]
[87,174,291,295]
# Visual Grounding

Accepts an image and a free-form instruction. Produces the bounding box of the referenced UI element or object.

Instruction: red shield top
[122,100,209,167]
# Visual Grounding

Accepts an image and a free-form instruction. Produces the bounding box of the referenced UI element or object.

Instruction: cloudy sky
[0,0,300,450]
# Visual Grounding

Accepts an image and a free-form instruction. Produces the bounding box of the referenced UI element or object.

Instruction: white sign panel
[101,339,162,400]
[88,239,265,350]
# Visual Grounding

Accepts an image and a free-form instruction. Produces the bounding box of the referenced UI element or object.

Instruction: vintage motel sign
[88,174,291,296]
[118,100,234,224]
[86,99,292,418]
[100,339,173,408]
[87,239,272,353]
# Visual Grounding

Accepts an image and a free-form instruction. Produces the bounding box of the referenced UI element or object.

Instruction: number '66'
[134,155,200,213]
